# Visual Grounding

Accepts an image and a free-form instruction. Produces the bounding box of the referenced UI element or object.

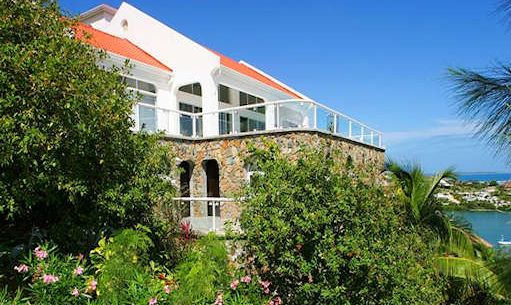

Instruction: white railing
[133,99,383,149]
[174,197,237,233]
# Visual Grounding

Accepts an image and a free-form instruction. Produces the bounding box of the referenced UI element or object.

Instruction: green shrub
[171,233,229,305]
[90,227,168,305]
[0,0,178,258]
[240,143,444,305]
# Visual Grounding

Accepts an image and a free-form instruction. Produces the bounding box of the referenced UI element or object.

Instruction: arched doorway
[203,159,220,217]
[178,161,193,217]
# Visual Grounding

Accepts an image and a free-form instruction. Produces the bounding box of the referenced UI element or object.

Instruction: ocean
[458,173,511,183]
[451,211,511,247]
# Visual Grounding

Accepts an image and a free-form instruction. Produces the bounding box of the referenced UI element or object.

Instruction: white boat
[498,235,511,246]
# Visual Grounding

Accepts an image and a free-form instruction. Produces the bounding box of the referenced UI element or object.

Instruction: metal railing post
[370,131,374,145]
[379,133,382,148]
[313,103,317,129]
[212,201,216,232]
[333,114,337,134]
[276,104,280,129]
[360,126,365,142]
[192,115,197,137]
[231,111,236,134]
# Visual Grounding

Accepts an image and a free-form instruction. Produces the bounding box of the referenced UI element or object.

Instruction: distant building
[78,2,384,232]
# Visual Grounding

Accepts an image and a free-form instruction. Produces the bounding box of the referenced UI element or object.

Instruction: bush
[240,143,444,305]
[171,233,229,305]
[0,0,178,263]
[4,228,174,305]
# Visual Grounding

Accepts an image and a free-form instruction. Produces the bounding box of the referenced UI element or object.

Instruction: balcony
[133,99,383,149]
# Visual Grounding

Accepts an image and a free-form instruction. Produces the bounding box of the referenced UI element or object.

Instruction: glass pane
[138,80,156,93]
[179,103,193,113]
[219,85,230,103]
[196,116,203,137]
[180,114,193,136]
[140,94,156,105]
[316,107,335,132]
[193,83,202,96]
[123,77,136,89]
[239,92,247,106]
[139,105,156,132]
[219,112,232,135]
[179,84,193,94]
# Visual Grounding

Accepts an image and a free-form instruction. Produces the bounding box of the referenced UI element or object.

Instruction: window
[179,103,202,136]
[121,76,156,94]
[240,116,265,133]
[240,91,265,114]
[120,76,157,132]
[219,112,232,135]
[179,83,202,96]
[218,84,230,103]
[179,103,202,113]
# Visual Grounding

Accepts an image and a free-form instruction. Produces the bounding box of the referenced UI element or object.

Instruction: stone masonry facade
[165,130,385,223]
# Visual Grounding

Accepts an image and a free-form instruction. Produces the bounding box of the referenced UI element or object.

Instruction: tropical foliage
[386,161,509,303]
[0,0,178,261]
[240,143,444,305]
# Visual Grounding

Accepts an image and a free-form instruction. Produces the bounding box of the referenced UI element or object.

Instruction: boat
[498,235,511,246]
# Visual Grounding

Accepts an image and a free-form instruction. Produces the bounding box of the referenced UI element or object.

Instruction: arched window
[178,161,193,217]
[203,159,220,217]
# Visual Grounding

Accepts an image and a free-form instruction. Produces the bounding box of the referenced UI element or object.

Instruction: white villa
[78,2,384,232]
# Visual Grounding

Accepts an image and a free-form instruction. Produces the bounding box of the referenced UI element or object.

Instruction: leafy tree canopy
[0,0,176,252]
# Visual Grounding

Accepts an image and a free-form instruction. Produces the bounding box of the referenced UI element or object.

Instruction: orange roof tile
[210,50,302,99]
[75,23,172,72]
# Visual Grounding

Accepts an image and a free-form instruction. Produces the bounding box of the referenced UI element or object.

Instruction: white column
[201,79,219,137]
[265,104,276,131]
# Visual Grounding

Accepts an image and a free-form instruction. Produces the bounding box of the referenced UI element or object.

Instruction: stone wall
[165,130,385,222]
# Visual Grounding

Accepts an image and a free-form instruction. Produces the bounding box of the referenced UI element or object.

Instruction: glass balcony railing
[133,99,383,149]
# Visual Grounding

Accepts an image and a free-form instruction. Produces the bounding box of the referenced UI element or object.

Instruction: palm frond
[449,66,511,155]
[434,256,505,296]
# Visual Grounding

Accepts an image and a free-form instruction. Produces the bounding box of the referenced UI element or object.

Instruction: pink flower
[14,264,29,273]
[148,297,157,305]
[34,247,48,260]
[73,266,84,276]
[230,279,239,290]
[71,288,80,297]
[42,274,59,284]
[214,293,224,305]
[269,296,282,305]
[241,275,252,284]
[260,280,271,294]
[163,285,171,294]
[88,279,97,291]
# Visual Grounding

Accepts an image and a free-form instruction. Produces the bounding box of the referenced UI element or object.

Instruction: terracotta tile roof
[75,23,172,72]
[210,50,302,99]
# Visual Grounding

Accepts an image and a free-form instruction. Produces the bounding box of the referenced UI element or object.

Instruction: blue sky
[62,0,511,173]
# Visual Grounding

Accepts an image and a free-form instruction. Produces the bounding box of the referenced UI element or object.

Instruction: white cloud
[384,119,477,145]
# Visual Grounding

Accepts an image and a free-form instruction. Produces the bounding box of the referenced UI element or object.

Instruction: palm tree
[449,0,511,295]
[385,161,504,297]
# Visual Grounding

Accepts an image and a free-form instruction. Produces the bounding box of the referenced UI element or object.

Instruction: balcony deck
[133,99,383,149]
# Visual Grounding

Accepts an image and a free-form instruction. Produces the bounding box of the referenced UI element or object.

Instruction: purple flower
[241,275,252,284]
[73,266,84,276]
[148,297,157,305]
[42,274,59,284]
[34,247,48,260]
[230,279,239,290]
[14,264,29,273]
[71,288,80,297]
